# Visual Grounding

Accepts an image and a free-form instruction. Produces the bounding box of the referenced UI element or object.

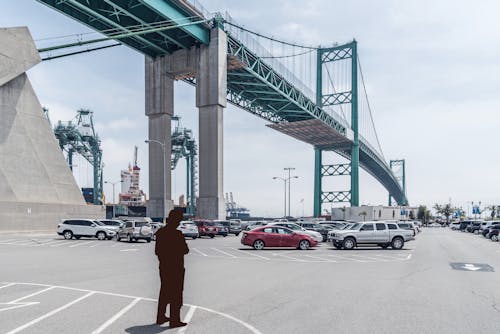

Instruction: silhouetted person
[155,209,189,328]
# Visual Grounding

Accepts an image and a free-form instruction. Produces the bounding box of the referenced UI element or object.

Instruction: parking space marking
[1,282,263,334]
[0,239,18,243]
[69,241,95,248]
[31,240,61,247]
[5,291,95,334]
[90,297,141,334]
[50,241,74,247]
[192,248,208,257]
[272,252,304,262]
[0,283,16,290]
[233,249,270,260]
[120,249,138,252]
[303,254,336,262]
[211,248,237,258]
[178,305,197,334]
[348,254,390,262]
[326,254,366,262]
[8,286,56,303]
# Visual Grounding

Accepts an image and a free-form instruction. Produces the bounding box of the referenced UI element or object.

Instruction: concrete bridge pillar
[145,56,174,219]
[196,27,227,220]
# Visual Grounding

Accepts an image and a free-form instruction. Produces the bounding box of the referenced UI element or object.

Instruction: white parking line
[0,283,16,290]
[233,249,270,260]
[178,305,197,334]
[50,241,74,247]
[31,240,61,247]
[90,298,141,334]
[120,249,138,252]
[211,248,237,258]
[348,254,389,262]
[327,254,365,262]
[192,248,208,256]
[0,239,18,243]
[5,292,95,334]
[9,286,56,303]
[69,241,95,248]
[273,253,304,261]
[0,240,31,245]
[303,255,337,262]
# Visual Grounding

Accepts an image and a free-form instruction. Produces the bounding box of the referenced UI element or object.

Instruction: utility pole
[284,167,297,217]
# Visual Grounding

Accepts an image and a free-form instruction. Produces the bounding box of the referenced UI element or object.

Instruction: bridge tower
[388,159,407,206]
[314,41,359,216]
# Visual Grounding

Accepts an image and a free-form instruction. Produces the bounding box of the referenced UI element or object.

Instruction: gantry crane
[53,109,103,204]
[171,116,197,215]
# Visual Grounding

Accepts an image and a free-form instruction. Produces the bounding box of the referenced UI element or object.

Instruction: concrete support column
[196,27,227,220]
[145,56,174,219]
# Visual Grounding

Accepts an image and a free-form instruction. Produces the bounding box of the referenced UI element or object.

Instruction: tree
[433,203,453,223]
[409,210,415,220]
[417,205,431,224]
[486,205,497,219]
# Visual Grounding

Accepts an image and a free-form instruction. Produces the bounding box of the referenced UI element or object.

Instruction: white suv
[57,219,116,240]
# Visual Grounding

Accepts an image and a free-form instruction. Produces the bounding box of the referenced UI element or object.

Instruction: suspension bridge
[35,0,408,219]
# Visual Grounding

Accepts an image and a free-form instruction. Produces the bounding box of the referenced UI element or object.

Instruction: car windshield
[94,221,104,226]
[349,223,361,230]
[135,222,149,227]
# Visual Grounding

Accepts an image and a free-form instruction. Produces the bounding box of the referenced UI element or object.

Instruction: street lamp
[145,139,167,221]
[273,172,299,218]
[104,180,122,218]
[284,167,298,217]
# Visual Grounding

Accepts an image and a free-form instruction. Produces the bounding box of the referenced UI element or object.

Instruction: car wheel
[63,230,73,240]
[210,234,214,238]
[391,237,404,249]
[491,235,499,242]
[298,240,310,250]
[223,235,226,237]
[333,242,342,249]
[253,239,265,250]
[380,244,389,249]
[342,237,356,250]
[192,236,197,240]
[127,234,133,243]
[75,236,81,240]
[96,232,106,241]
[116,234,121,242]
[235,233,240,237]
[146,238,151,243]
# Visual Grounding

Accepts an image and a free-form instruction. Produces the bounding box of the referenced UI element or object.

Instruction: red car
[193,220,219,238]
[241,226,317,250]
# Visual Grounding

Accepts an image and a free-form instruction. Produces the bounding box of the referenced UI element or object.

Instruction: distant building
[331,206,418,222]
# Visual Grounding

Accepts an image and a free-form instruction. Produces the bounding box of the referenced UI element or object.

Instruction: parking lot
[1,228,500,333]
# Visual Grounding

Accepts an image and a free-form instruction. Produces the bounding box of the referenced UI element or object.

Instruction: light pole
[105,180,122,218]
[273,176,287,218]
[284,167,297,217]
[145,139,167,222]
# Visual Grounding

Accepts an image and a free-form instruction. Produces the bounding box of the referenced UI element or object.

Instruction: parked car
[397,222,418,236]
[479,221,500,232]
[193,220,218,238]
[228,220,242,236]
[449,222,461,230]
[150,222,165,240]
[98,219,124,232]
[268,222,323,243]
[57,219,116,240]
[241,226,318,250]
[297,222,329,242]
[466,221,483,233]
[482,223,500,238]
[214,221,229,237]
[245,221,268,230]
[178,221,199,239]
[429,223,442,228]
[319,221,347,230]
[329,221,415,250]
[459,220,474,231]
[116,220,153,243]
[487,225,500,241]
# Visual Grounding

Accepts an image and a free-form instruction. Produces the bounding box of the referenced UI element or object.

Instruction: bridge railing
[182,0,212,19]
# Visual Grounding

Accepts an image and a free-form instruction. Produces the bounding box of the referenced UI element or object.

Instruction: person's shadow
[125,324,171,333]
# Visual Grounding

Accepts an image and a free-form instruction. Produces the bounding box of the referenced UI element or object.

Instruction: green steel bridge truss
[37,0,407,214]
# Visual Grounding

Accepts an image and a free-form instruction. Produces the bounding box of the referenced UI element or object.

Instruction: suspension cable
[223,20,318,50]
[358,56,385,160]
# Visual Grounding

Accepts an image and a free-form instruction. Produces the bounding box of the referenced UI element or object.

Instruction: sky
[2,0,500,217]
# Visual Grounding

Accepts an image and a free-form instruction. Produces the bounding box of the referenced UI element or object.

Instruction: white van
[449,222,461,230]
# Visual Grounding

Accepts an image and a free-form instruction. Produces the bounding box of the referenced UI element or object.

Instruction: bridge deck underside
[37,0,209,56]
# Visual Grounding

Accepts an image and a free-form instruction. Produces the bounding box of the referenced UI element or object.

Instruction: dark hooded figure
[155,209,189,328]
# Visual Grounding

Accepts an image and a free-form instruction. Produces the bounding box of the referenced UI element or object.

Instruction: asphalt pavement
[0,228,499,333]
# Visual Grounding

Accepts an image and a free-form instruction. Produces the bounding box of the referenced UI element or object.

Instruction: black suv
[298,222,329,242]
[466,221,482,233]
[459,220,473,231]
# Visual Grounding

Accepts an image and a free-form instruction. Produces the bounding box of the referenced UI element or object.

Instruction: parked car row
[240,220,419,250]
[451,220,500,242]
